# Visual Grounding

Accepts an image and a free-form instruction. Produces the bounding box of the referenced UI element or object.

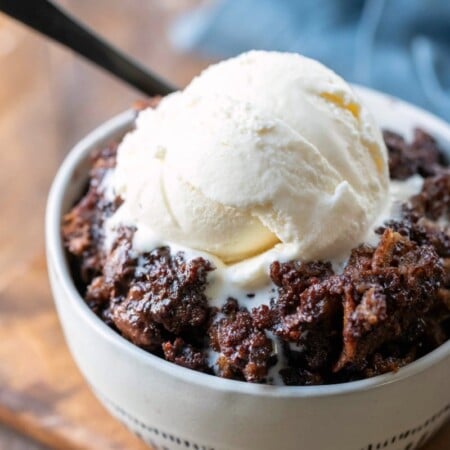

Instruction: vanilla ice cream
[110,51,389,264]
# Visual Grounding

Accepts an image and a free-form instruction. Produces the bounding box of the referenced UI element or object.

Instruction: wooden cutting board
[0,2,204,448]
[0,2,448,449]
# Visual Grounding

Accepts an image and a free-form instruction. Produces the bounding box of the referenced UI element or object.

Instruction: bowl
[46,86,450,450]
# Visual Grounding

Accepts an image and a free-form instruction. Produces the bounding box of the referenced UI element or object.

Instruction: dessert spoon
[0,0,177,96]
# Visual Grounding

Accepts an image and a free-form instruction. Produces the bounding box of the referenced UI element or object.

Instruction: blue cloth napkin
[170,0,450,121]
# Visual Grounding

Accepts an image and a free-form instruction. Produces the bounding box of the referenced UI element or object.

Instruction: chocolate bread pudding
[62,51,450,385]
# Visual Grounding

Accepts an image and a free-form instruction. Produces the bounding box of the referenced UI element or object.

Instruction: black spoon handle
[0,0,177,96]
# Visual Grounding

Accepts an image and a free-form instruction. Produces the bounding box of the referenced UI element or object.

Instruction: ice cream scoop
[111,51,389,263]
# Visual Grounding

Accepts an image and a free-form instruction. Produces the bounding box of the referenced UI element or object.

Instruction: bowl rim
[46,85,450,399]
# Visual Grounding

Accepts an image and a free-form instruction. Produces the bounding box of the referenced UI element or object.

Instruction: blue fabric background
[170,0,450,121]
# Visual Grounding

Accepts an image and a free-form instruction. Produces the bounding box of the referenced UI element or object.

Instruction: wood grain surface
[0,1,448,449]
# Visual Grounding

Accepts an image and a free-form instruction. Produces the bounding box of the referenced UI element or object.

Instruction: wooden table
[0,1,448,449]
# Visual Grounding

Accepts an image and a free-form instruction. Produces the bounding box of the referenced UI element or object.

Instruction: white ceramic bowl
[46,87,450,450]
